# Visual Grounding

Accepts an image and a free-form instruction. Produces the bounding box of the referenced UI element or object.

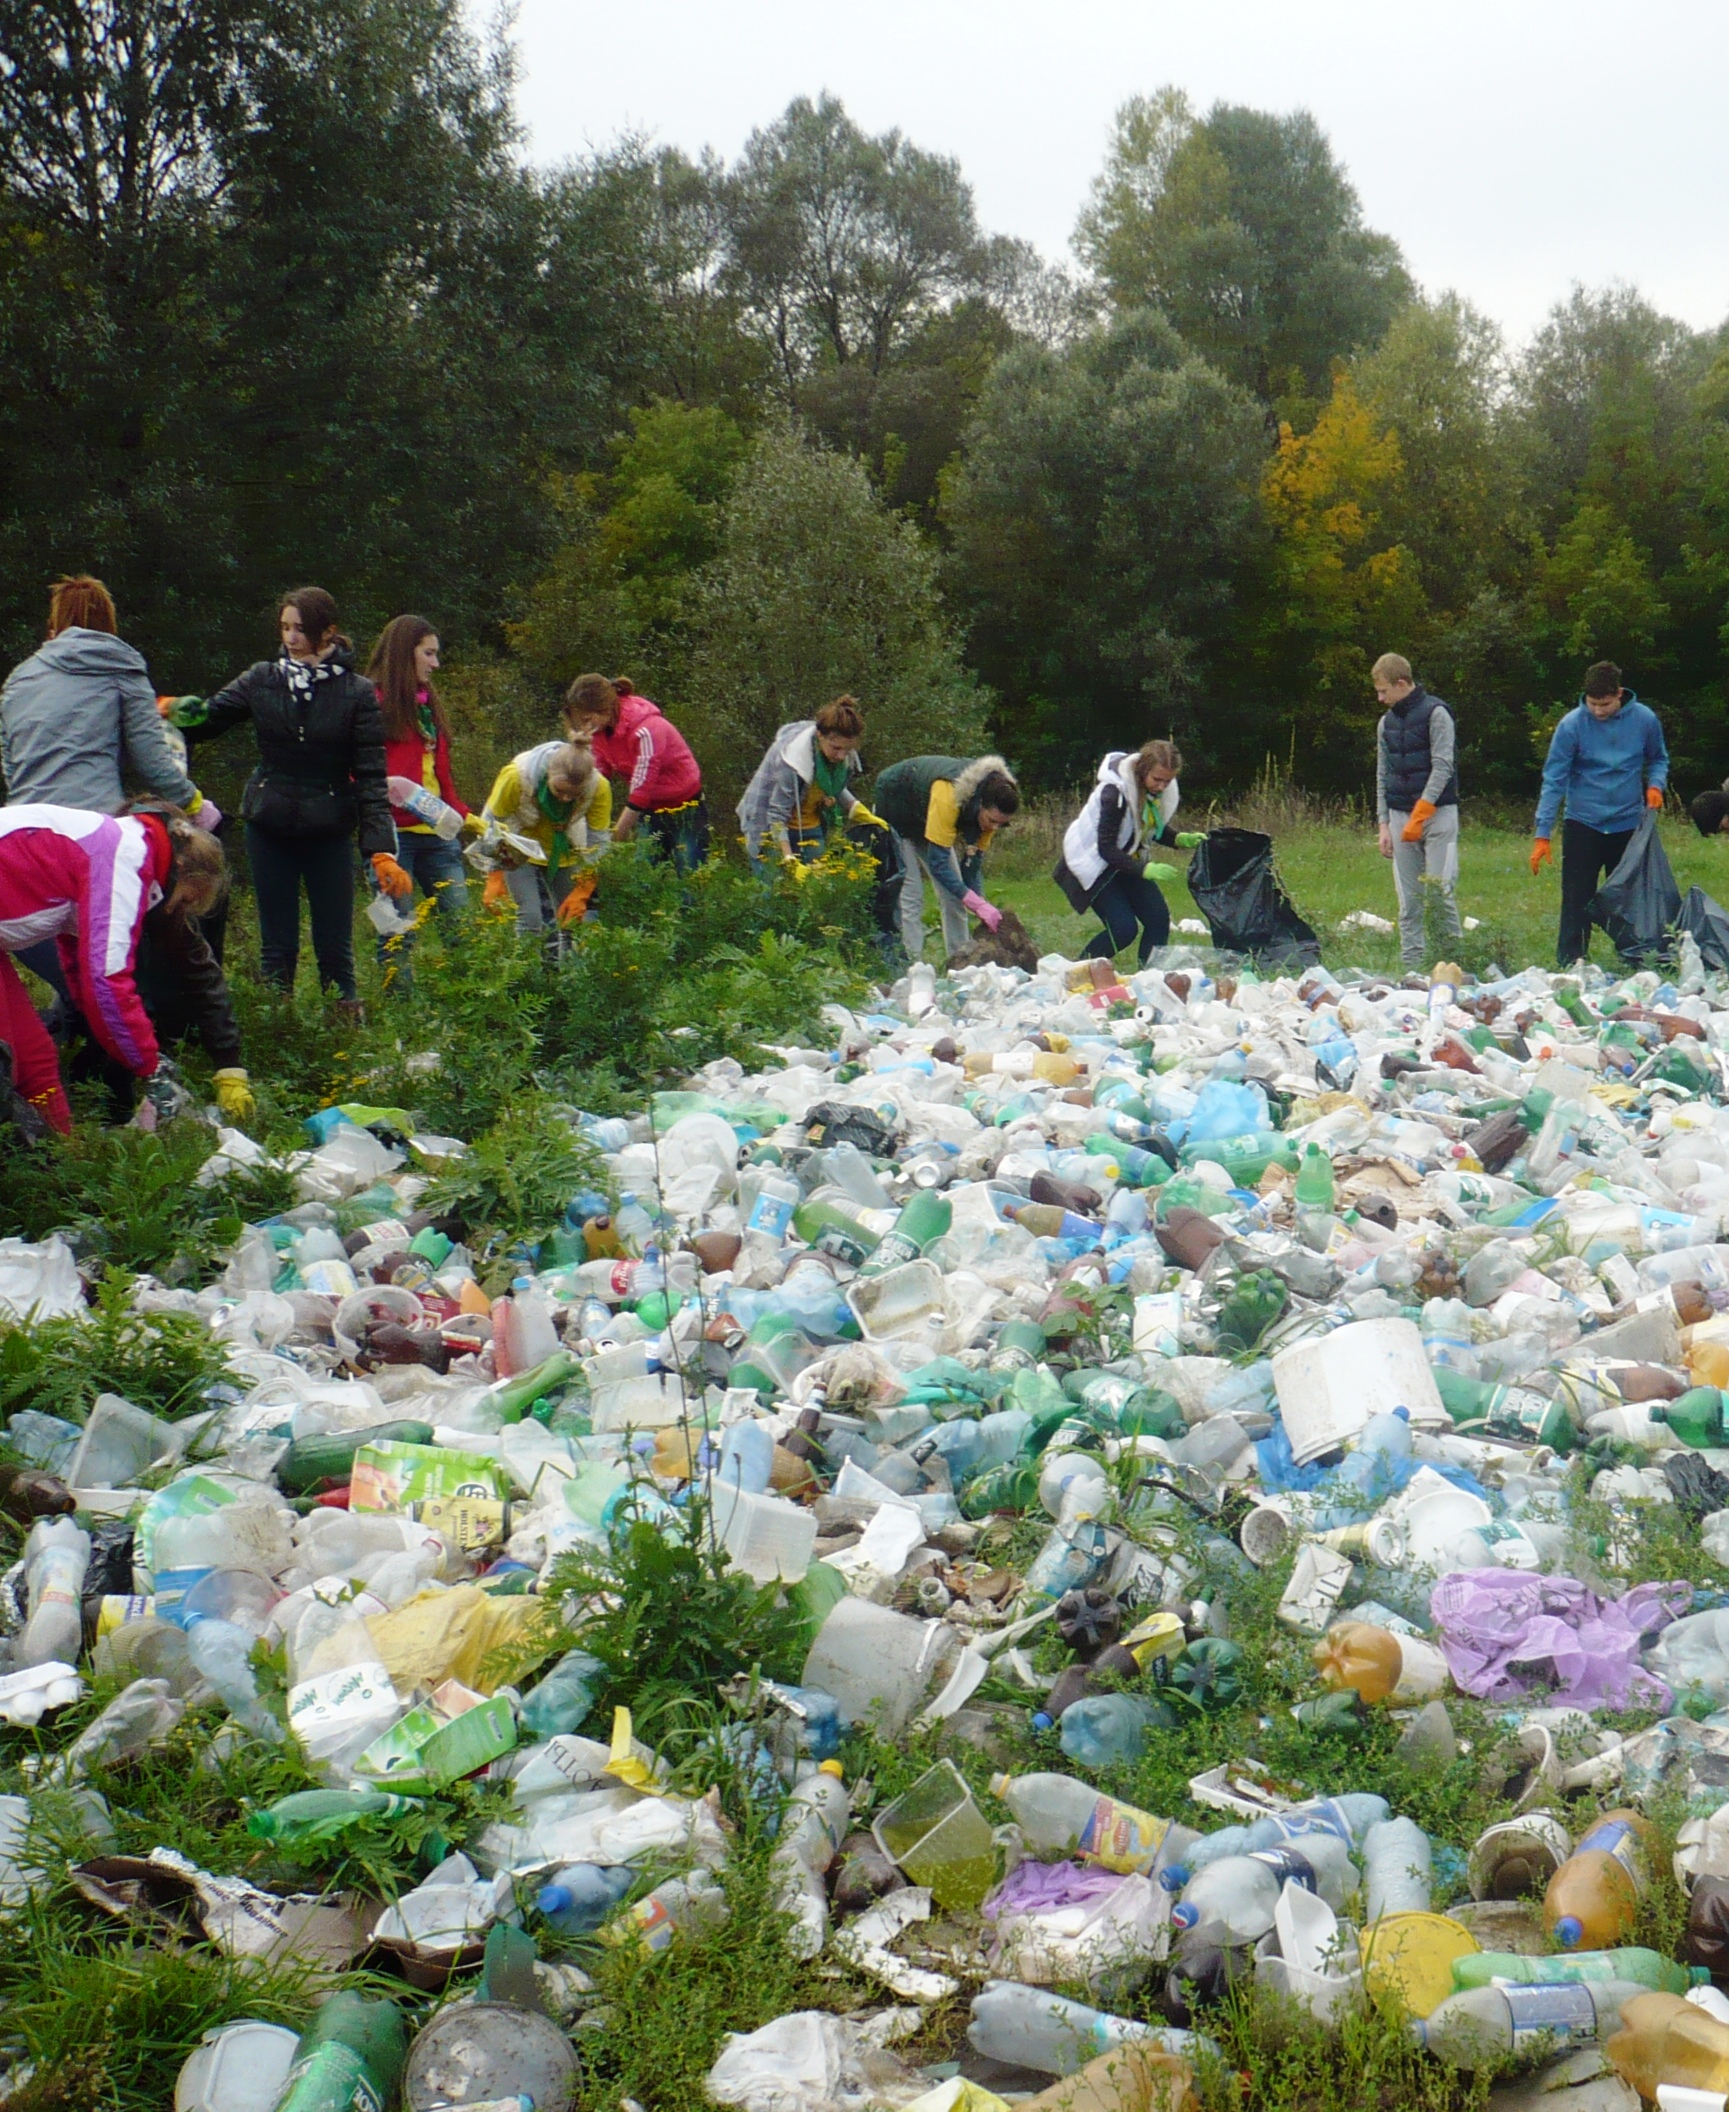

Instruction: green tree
[1074,90,1412,405]
[942,309,1267,782]
[682,423,986,808]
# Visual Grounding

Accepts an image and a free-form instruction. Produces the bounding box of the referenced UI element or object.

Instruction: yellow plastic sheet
[364,1585,560,1697]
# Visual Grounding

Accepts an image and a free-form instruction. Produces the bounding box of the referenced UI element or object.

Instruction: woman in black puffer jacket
[187,586,405,1010]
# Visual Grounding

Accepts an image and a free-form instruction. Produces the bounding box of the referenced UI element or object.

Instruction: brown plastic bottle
[0,1467,75,1520]
[1029,1173,1103,1217]
[1683,1875,1729,1978]
[1544,1811,1655,1949]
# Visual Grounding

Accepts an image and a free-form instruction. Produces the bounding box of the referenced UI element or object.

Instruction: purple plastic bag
[981,1857,1125,1924]
[1429,1571,1687,1710]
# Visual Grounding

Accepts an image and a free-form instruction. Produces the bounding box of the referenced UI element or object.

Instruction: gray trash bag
[1185,828,1321,968]
[1587,813,1680,965]
[1678,885,1729,971]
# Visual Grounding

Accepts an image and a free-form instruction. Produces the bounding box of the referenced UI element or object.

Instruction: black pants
[247,822,357,998]
[1558,819,1634,966]
[1083,869,1170,966]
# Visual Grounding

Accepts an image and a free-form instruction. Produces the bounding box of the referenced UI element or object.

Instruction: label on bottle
[863,1231,920,1274]
[275,2041,386,2112]
[1503,1981,1596,2052]
[809,1222,872,1267]
[1577,1817,1647,1885]
[1078,1794,1169,1873]
[1250,1845,1317,1889]
[746,1191,794,1238]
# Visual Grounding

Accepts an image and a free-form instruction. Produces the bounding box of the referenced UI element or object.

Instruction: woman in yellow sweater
[478,739,610,933]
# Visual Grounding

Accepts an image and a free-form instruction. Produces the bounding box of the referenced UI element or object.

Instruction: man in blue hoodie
[1532,660,1669,965]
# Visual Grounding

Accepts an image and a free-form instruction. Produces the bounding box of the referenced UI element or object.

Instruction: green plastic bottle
[1453,1947,1705,1995]
[859,1188,953,1276]
[273,1991,407,2112]
[1179,1133,1300,1185]
[790,1196,887,1268]
[247,1789,418,1846]
[277,1420,435,1495]
[1648,1387,1729,1449]
[1294,1143,1336,1213]
[1433,1366,1575,1451]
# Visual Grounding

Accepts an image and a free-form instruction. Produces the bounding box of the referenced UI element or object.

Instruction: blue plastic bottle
[1058,1693,1166,1769]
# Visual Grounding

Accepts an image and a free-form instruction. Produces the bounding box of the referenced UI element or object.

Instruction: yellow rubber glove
[1647,785,1666,810]
[371,852,412,898]
[782,856,811,884]
[1174,831,1206,850]
[212,1068,254,1123]
[1530,837,1552,875]
[849,803,889,831]
[1401,799,1436,844]
[461,810,486,836]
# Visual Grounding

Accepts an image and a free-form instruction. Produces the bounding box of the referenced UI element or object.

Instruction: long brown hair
[127,802,228,920]
[366,614,448,743]
[47,576,117,638]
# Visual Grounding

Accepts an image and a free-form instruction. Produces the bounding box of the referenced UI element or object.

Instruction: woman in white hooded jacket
[1052,740,1204,966]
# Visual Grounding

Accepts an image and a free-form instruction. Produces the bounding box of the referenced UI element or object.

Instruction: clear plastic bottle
[770,1760,850,1959]
[967,1982,1168,2077]
[1171,1839,1355,1941]
[1057,1694,1166,1769]
[1181,1795,1389,1874]
[1421,1979,1648,2069]
[1362,1815,1431,1920]
[184,1617,284,1745]
[536,1862,636,1935]
[716,1419,774,1494]
[989,1771,1171,1874]
[18,1516,90,1668]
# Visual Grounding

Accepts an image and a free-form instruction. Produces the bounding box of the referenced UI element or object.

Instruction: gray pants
[897,836,971,963]
[1389,804,1462,965]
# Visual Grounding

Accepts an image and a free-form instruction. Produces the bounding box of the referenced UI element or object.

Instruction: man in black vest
[1374,651,1461,969]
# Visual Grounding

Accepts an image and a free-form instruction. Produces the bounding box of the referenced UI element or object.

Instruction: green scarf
[535,772,577,865]
[812,748,849,810]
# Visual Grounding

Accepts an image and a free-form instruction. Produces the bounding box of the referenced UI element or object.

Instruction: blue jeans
[374,830,469,981]
[1084,869,1170,966]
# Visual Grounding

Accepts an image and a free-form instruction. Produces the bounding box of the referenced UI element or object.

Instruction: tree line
[6,0,1728,807]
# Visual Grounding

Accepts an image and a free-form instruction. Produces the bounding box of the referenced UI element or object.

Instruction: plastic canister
[801,1596,948,1740]
[175,2021,301,2112]
[1469,1812,1573,1902]
[1270,1319,1446,1465]
[402,2003,578,2112]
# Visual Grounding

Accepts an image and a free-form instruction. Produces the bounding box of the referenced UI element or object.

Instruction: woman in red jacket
[365,615,477,981]
[563,674,708,873]
[0,805,225,1133]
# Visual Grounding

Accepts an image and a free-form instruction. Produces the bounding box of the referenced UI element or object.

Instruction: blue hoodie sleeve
[1535,712,1578,838]
[1643,706,1669,793]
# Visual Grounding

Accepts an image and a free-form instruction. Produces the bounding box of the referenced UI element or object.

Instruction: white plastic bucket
[801,1595,948,1739]
[1272,1319,1446,1464]
[175,2021,300,2112]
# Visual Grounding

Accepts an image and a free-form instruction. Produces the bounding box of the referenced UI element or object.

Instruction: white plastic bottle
[1419,1979,1646,2069]
[967,1983,1201,2077]
[18,1517,90,1668]
[1172,1838,1355,1943]
[770,1760,850,1958]
[1362,1815,1432,1921]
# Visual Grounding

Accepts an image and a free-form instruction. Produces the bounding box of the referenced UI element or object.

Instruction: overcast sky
[508,0,1729,347]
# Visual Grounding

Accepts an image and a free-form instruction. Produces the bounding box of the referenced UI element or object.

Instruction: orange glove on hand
[371,852,412,898]
[556,872,598,927]
[1530,838,1552,875]
[1647,786,1666,810]
[482,870,510,910]
[1401,799,1436,844]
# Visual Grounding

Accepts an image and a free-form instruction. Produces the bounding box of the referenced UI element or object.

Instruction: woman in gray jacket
[1,576,213,820]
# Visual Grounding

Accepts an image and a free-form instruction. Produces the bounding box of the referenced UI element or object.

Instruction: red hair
[47,576,117,638]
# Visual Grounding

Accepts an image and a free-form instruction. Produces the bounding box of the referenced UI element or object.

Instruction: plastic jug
[1606,1991,1729,2099]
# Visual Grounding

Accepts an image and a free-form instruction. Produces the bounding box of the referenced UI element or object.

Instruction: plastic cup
[872,1758,997,1911]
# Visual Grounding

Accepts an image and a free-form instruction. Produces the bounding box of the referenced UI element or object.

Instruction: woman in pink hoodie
[563,674,708,874]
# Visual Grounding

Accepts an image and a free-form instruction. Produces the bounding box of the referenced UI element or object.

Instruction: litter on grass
[24,934,1729,2101]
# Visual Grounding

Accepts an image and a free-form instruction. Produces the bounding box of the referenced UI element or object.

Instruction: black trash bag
[801,1100,900,1155]
[1588,813,1681,966]
[1665,1450,1729,1523]
[1679,886,1729,971]
[842,815,904,955]
[1184,828,1321,967]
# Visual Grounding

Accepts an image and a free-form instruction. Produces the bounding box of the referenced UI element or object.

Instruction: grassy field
[964,786,1729,980]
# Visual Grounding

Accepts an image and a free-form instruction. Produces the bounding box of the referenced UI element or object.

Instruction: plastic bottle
[493,1278,560,1377]
[1362,1816,1431,1920]
[821,1141,896,1211]
[789,1196,889,1268]
[1172,1840,1355,1940]
[18,1517,90,1668]
[744,1169,800,1240]
[716,1419,774,1494]
[858,1189,953,1276]
[1649,1387,1729,1448]
[518,1648,605,1738]
[246,1789,418,1846]
[536,1862,636,1935]
[1181,1795,1389,1873]
[990,1771,1171,1874]
[600,1866,728,1953]
[967,1983,1169,2078]
[1545,1810,1655,1949]
[270,1991,407,2112]
[771,1760,850,1959]
[0,1466,74,1520]
[1057,1694,1168,1769]
[1433,1367,1574,1450]
[1455,1948,1705,1995]
[1420,1980,1649,2070]
[385,773,463,839]
[1606,1990,1729,2099]
[184,1618,284,1744]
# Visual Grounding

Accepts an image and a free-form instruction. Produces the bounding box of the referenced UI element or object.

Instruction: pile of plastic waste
[26,935,1729,2106]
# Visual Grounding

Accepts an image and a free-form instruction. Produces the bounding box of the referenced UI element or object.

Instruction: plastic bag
[1184,829,1320,966]
[1678,885,1729,970]
[1588,813,1681,966]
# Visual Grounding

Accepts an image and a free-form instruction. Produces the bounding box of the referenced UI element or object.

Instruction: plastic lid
[538,1884,572,1915]
[1692,1966,1714,1986]
[1553,1915,1584,1946]
[1170,1902,1198,1929]
[818,1759,844,1778]
[1160,1865,1190,1892]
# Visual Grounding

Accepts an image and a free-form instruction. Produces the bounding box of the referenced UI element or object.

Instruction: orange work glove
[371,852,412,898]
[1400,799,1437,844]
[482,869,510,909]
[1647,785,1665,810]
[1530,838,1552,875]
[555,872,598,927]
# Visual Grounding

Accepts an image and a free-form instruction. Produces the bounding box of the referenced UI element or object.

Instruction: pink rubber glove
[190,795,221,831]
[962,888,1002,933]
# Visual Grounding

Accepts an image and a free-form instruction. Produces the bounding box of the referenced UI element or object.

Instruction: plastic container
[1545,1810,1655,1949]
[401,2002,578,2112]
[1271,1319,1446,1464]
[174,2020,300,2111]
[710,1482,815,1584]
[801,1597,947,1739]
[873,1759,995,1911]
[1358,1912,1481,2019]
[1467,1812,1573,1902]
[66,1394,184,1490]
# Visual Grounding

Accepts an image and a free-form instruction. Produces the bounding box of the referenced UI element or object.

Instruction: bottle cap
[1160,1864,1190,1892]
[818,1759,844,1779]
[538,1884,572,1915]
[1170,1902,1197,1929]
[1553,1914,1584,1947]
[1030,1712,1054,1733]
[1693,1966,1714,1985]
